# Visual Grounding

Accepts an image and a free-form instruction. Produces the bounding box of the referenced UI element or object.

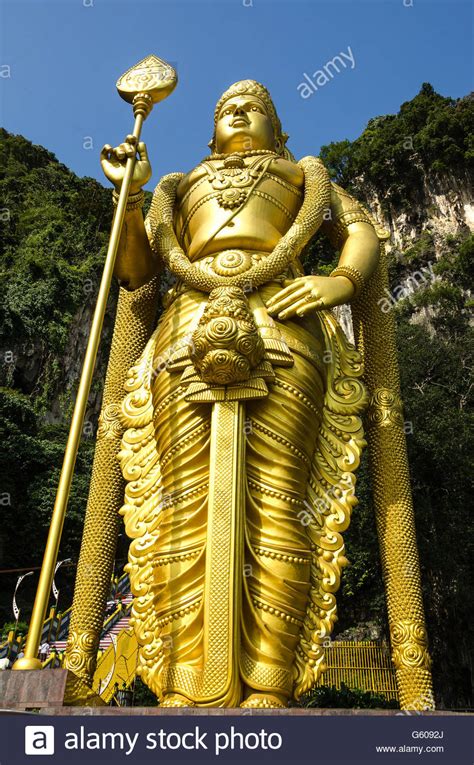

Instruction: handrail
[101,601,132,636]
[93,625,138,704]
[3,572,132,666]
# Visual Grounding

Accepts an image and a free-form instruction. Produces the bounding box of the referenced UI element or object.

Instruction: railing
[315,641,399,701]
[41,651,65,669]
[0,631,21,665]
[1,572,131,666]
[100,597,132,639]
[114,573,130,597]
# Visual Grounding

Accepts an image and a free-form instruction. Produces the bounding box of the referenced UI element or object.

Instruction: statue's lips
[230,118,250,128]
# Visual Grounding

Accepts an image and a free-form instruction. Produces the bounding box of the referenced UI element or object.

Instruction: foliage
[0,388,94,618]
[0,129,112,621]
[132,677,158,707]
[319,84,473,207]
[1,620,29,640]
[298,682,398,709]
[0,128,113,356]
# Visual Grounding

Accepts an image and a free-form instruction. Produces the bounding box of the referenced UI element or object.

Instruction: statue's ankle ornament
[160,693,196,708]
[240,693,288,709]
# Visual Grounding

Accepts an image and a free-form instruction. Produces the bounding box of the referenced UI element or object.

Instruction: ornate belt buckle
[211,249,252,276]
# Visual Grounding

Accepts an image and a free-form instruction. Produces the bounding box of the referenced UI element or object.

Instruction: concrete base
[0,669,106,710]
[0,671,466,715]
[35,708,466,716]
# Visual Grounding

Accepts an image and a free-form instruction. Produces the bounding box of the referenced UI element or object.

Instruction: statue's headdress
[209,79,290,157]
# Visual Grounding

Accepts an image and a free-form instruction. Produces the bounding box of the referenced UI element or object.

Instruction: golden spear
[13,55,177,672]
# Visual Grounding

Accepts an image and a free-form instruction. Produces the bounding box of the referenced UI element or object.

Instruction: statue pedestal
[0,669,106,710]
[0,672,459,714]
[33,708,458,716]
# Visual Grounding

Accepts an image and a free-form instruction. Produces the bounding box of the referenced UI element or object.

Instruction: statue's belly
[175,175,303,261]
[187,213,282,259]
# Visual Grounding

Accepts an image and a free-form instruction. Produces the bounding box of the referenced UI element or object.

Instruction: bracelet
[330,265,365,297]
[112,188,145,212]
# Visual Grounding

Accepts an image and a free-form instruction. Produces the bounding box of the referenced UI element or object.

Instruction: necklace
[203,153,272,210]
[202,148,279,161]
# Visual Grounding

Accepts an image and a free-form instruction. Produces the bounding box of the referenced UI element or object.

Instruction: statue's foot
[240,693,287,709]
[160,693,196,708]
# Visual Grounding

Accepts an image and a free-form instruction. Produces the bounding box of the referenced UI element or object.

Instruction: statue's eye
[251,106,259,111]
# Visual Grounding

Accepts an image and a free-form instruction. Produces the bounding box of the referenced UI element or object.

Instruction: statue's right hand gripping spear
[13,55,177,671]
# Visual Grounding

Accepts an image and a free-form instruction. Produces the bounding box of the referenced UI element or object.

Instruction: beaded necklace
[202,148,279,162]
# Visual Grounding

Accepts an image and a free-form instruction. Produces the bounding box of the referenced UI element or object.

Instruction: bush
[132,677,158,707]
[298,682,398,709]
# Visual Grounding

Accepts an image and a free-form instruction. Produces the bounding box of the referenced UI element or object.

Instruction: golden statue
[63,78,434,709]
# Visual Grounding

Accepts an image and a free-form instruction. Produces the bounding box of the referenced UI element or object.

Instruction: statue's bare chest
[174,155,304,259]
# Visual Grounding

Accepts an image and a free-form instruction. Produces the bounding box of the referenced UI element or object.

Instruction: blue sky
[1,0,472,189]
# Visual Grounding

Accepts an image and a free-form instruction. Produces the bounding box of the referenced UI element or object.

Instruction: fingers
[137,142,149,162]
[125,136,150,165]
[296,298,324,317]
[100,143,121,173]
[266,281,309,315]
[101,137,139,163]
[100,144,113,162]
[266,277,306,308]
[115,142,135,160]
[278,297,308,319]
[265,276,326,319]
[268,287,308,315]
[278,296,324,320]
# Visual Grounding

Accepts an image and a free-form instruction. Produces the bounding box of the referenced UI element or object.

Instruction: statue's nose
[233,106,246,117]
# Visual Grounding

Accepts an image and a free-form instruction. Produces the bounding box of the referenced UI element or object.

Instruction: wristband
[330,265,365,297]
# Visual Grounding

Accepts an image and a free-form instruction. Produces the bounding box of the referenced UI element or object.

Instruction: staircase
[99,614,131,650]
[49,592,133,653]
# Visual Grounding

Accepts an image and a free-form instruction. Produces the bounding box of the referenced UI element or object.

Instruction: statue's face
[214,95,276,154]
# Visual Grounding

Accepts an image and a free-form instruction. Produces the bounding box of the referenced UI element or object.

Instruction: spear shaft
[13,107,148,670]
[13,55,177,671]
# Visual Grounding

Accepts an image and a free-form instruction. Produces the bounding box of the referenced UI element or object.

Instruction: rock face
[331,166,472,345]
[364,169,473,254]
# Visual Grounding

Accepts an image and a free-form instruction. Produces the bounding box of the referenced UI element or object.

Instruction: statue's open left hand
[266,275,355,320]
[100,135,152,193]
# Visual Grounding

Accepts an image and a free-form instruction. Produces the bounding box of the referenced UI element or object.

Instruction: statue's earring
[274,137,284,155]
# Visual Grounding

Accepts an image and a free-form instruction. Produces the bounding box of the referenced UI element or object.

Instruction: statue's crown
[208,79,290,156]
[213,79,283,138]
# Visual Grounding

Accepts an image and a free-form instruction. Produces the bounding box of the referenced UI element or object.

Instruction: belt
[162,250,305,309]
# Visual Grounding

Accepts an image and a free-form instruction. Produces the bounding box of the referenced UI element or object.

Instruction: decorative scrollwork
[190,286,264,384]
[64,629,97,679]
[390,619,431,670]
[293,310,368,698]
[97,403,123,440]
[367,387,404,428]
